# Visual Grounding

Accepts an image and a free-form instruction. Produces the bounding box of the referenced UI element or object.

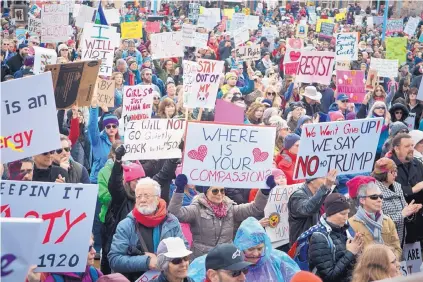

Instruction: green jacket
[98,159,114,223]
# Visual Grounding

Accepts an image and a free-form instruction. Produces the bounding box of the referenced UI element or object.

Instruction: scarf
[355,206,384,243]
[206,197,228,219]
[132,199,167,228]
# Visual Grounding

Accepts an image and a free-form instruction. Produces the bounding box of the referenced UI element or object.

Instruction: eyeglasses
[267,92,276,96]
[340,100,349,103]
[20,169,32,175]
[136,194,157,200]
[106,124,117,129]
[170,256,190,264]
[56,147,71,154]
[42,150,55,155]
[88,245,95,252]
[211,188,225,195]
[364,194,384,200]
[226,268,249,277]
[374,106,385,110]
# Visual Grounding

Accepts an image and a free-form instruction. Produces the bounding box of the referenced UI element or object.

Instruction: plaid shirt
[376,181,408,246]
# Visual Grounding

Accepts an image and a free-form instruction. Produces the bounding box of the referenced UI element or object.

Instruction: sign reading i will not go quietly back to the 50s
[182,122,276,189]
[294,118,383,180]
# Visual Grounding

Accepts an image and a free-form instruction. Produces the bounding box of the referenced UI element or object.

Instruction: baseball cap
[336,93,349,101]
[206,243,252,271]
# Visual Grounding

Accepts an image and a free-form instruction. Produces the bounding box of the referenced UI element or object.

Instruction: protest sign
[135,270,161,282]
[93,78,115,108]
[15,29,27,44]
[400,242,422,276]
[33,46,57,74]
[335,61,351,70]
[28,18,41,36]
[294,50,336,85]
[264,184,302,246]
[365,69,378,91]
[233,26,250,46]
[405,112,417,130]
[316,18,333,32]
[335,12,346,21]
[184,59,224,109]
[319,22,334,41]
[235,44,261,61]
[0,73,61,164]
[182,60,197,107]
[366,16,374,29]
[335,32,358,61]
[202,8,221,23]
[189,3,200,21]
[150,32,184,59]
[214,99,244,124]
[355,15,363,26]
[309,13,317,24]
[296,24,308,38]
[0,181,98,272]
[41,3,69,43]
[294,118,382,179]
[373,16,384,26]
[336,70,366,103]
[386,19,404,35]
[123,119,185,161]
[231,13,246,30]
[121,22,143,39]
[103,8,120,24]
[370,58,399,78]
[197,15,216,30]
[1,218,43,282]
[223,8,235,19]
[404,17,420,38]
[146,21,161,33]
[182,122,276,188]
[75,5,95,28]
[81,23,119,76]
[386,37,407,66]
[246,15,259,30]
[44,60,101,108]
[122,85,155,123]
[11,4,28,24]
[283,39,304,75]
[192,32,209,49]
[182,24,196,47]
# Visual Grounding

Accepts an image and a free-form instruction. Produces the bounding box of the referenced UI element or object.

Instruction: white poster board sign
[75,5,95,28]
[28,17,41,36]
[122,85,155,123]
[192,32,209,49]
[0,73,61,164]
[182,122,276,188]
[182,60,198,106]
[231,13,246,30]
[33,46,58,74]
[246,15,259,30]
[0,181,98,272]
[400,242,422,276]
[404,17,420,38]
[41,3,70,43]
[235,44,261,61]
[135,270,161,282]
[123,119,185,161]
[1,218,43,282]
[335,32,358,61]
[233,26,250,46]
[103,8,120,24]
[294,118,383,179]
[370,58,399,78]
[182,24,196,47]
[405,112,416,130]
[150,32,184,59]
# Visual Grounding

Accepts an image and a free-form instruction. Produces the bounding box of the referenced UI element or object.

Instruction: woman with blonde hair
[246,102,265,124]
[262,85,281,108]
[157,97,177,118]
[359,84,394,117]
[351,244,400,282]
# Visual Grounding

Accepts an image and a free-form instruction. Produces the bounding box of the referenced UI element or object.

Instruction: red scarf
[132,199,167,228]
[206,198,228,219]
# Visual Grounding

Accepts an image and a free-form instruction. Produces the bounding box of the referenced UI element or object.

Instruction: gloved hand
[262,175,276,196]
[175,174,188,193]
[115,145,126,161]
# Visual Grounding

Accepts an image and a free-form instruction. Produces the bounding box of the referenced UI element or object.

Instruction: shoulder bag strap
[135,222,150,253]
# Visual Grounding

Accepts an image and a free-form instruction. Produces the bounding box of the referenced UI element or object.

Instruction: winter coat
[216,70,254,99]
[321,87,335,114]
[98,159,114,223]
[218,40,234,60]
[122,49,143,66]
[52,160,90,184]
[302,97,321,117]
[276,149,304,185]
[33,165,69,183]
[389,154,423,243]
[328,103,352,120]
[6,52,24,74]
[408,103,423,129]
[44,266,102,282]
[108,212,186,280]
[309,217,356,282]
[150,273,194,282]
[349,214,402,259]
[168,191,268,259]
[288,183,330,246]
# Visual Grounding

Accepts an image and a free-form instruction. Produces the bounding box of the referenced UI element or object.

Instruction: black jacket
[390,154,423,243]
[6,52,24,75]
[408,103,423,129]
[309,220,356,282]
[33,165,69,183]
[302,97,321,117]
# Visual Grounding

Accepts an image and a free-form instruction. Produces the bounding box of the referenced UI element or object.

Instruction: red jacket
[275,150,303,185]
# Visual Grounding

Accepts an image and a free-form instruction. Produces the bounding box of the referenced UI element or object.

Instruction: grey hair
[136,177,161,196]
[157,254,171,272]
[116,58,127,67]
[357,182,381,206]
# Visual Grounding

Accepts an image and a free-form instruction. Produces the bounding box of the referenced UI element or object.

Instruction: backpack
[51,267,99,282]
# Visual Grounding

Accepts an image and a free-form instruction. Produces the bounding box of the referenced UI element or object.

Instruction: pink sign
[145,21,161,33]
[214,99,244,124]
[336,70,366,103]
[295,50,336,85]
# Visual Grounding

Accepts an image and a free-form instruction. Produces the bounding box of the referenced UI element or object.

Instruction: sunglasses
[267,92,276,96]
[106,124,117,129]
[153,97,160,100]
[395,111,403,115]
[374,106,385,110]
[340,100,349,103]
[364,194,384,200]
[211,188,225,195]
[171,256,190,264]
[20,169,32,175]
[42,150,55,155]
[61,48,68,51]
[56,147,71,154]
[32,42,39,46]
[228,268,249,277]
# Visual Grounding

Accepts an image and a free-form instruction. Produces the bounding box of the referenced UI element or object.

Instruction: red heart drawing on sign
[289,51,301,62]
[252,148,269,163]
[188,145,208,162]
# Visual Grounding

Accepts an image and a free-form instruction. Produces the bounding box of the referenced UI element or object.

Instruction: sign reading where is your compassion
[182,122,276,189]
[122,85,155,122]
[294,118,383,179]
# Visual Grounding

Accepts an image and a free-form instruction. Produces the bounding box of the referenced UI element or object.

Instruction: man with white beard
[108,177,187,281]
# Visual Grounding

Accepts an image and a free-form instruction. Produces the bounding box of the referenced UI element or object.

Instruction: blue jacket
[108,212,187,274]
[122,49,143,66]
[217,71,254,99]
[88,107,113,183]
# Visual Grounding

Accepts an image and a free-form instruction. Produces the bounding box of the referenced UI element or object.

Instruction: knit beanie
[346,175,376,198]
[324,193,350,217]
[58,43,68,52]
[122,162,145,183]
[263,107,278,122]
[329,111,344,121]
[271,168,286,179]
[373,157,396,174]
[291,271,323,282]
[415,56,423,65]
[389,121,408,136]
[284,133,301,150]
[24,56,34,66]
[103,115,119,127]
[296,115,312,130]
[346,112,356,120]
[225,71,238,81]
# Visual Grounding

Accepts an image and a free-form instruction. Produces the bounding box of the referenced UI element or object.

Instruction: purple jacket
[44,266,102,282]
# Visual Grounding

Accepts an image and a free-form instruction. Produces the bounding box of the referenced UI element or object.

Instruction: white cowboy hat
[303,86,322,101]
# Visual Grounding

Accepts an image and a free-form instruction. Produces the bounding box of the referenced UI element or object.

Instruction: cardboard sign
[11,4,28,24]
[182,122,276,188]
[233,26,250,46]
[365,69,378,91]
[335,61,351,70]
[235,44,261,61]
[294,118,382,179]
[123,119,185,161]
[386,19,404,35]
[294,50,336,85]
[182,24,196,47]
[386,37,408,66]
[33,46,57,75]
[122,85,155,123]
[400,242,422,276]
[184,59,224,109]
[41,3,70,43]
[370,58,399,78]
[44,60,101,108]
[214,99,244,124]
[319,22,334,41]
[146,21,161,33]
[93,78,115,108]
[405,112,416,130]
[0,73,61,163]
[0,181,98,272]
[28,18,41,36]
[150,32,184,59]
[81,23,119,76]
[75,5,95,28]
[284,39,304,76]
[264,184,302,245]
[335,32,358,61]
[192,32,209,49]
[404,17,420,38]
[336,70,366,103]
[121,21,143,39]
[1,218,43,282]
[296,24,308,38]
